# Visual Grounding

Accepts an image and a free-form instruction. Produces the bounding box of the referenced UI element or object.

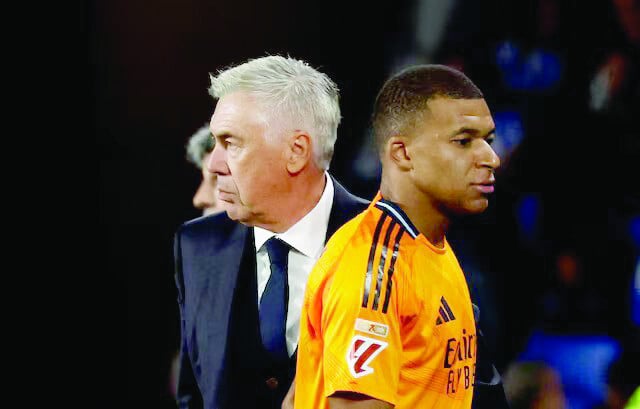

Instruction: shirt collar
[254,173,334,258]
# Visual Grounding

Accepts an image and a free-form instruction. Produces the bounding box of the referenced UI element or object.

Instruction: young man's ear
[387,136,412,171]
[286,132,311,174]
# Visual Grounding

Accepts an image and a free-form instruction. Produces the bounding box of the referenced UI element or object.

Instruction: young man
[295,65,501,408]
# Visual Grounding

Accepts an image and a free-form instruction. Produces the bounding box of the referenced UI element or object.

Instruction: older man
[174,55,367,409]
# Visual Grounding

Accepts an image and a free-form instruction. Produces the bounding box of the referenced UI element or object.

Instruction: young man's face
[407,97,500,215]
[207,91,290,226]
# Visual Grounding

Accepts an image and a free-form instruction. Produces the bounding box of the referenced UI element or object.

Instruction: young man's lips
[473,184,495,194]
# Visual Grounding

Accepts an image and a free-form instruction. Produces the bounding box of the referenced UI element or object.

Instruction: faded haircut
[372,64,483,154]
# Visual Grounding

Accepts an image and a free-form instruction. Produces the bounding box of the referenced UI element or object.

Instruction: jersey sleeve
[319,225,410,405]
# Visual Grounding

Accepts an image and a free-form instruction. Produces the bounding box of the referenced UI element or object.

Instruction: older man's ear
[286,133,312,174]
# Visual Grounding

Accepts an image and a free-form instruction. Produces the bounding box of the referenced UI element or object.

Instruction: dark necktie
[259,237,290,361]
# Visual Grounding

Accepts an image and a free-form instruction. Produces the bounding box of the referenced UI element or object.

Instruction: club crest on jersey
[346,335,388,378]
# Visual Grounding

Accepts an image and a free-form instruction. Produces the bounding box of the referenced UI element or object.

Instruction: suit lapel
[195,222,252,400]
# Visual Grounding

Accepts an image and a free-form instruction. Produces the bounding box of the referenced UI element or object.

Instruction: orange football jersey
[295,193,477,408]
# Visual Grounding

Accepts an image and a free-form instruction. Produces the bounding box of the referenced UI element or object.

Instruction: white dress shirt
[254,174,334,356]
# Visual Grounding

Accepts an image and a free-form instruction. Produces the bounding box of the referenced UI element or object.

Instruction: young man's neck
[380,180,449,249]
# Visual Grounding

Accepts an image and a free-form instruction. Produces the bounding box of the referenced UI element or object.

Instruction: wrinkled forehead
[209,91,271,135]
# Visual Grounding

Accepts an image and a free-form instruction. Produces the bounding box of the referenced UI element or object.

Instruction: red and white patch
[346,335,388,378]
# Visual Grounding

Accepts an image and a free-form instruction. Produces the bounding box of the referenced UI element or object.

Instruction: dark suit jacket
[174,177,368,409]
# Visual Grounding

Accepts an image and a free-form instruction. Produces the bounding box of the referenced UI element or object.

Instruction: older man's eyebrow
[210,131,231,140]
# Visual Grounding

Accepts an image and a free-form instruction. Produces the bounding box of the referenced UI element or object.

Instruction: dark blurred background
[92,0,639,408]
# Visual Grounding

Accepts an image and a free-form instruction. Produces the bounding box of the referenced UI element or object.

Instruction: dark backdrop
[92,1,639,408]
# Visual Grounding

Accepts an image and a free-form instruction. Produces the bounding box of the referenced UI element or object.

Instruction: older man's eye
[222,137,237,148]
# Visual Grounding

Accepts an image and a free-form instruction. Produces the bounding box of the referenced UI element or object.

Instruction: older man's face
[207,91,290,227]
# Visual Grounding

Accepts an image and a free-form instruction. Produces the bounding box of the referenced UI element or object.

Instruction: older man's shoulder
[177,211,242,239]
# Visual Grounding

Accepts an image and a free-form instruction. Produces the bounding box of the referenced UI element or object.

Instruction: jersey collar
[373,193,419,239]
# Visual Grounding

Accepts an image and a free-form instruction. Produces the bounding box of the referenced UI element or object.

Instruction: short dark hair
[372,64,483,153]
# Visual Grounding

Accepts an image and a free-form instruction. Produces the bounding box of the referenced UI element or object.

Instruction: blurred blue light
[630,216,640,249]
[515,194,540,241]
[519,331,621,409]
[633,257,639,326]
[495,41,563,91]
[493,110,524,160]
[496,40,520,71]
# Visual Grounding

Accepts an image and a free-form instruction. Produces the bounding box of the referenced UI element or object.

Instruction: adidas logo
[435,296,456,325]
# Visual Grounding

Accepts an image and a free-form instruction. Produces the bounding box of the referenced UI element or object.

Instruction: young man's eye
[486,136,496,145]
[454,138,471,146]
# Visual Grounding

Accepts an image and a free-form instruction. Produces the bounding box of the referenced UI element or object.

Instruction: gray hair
[186,125,215,169]
[208,55,341,170]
